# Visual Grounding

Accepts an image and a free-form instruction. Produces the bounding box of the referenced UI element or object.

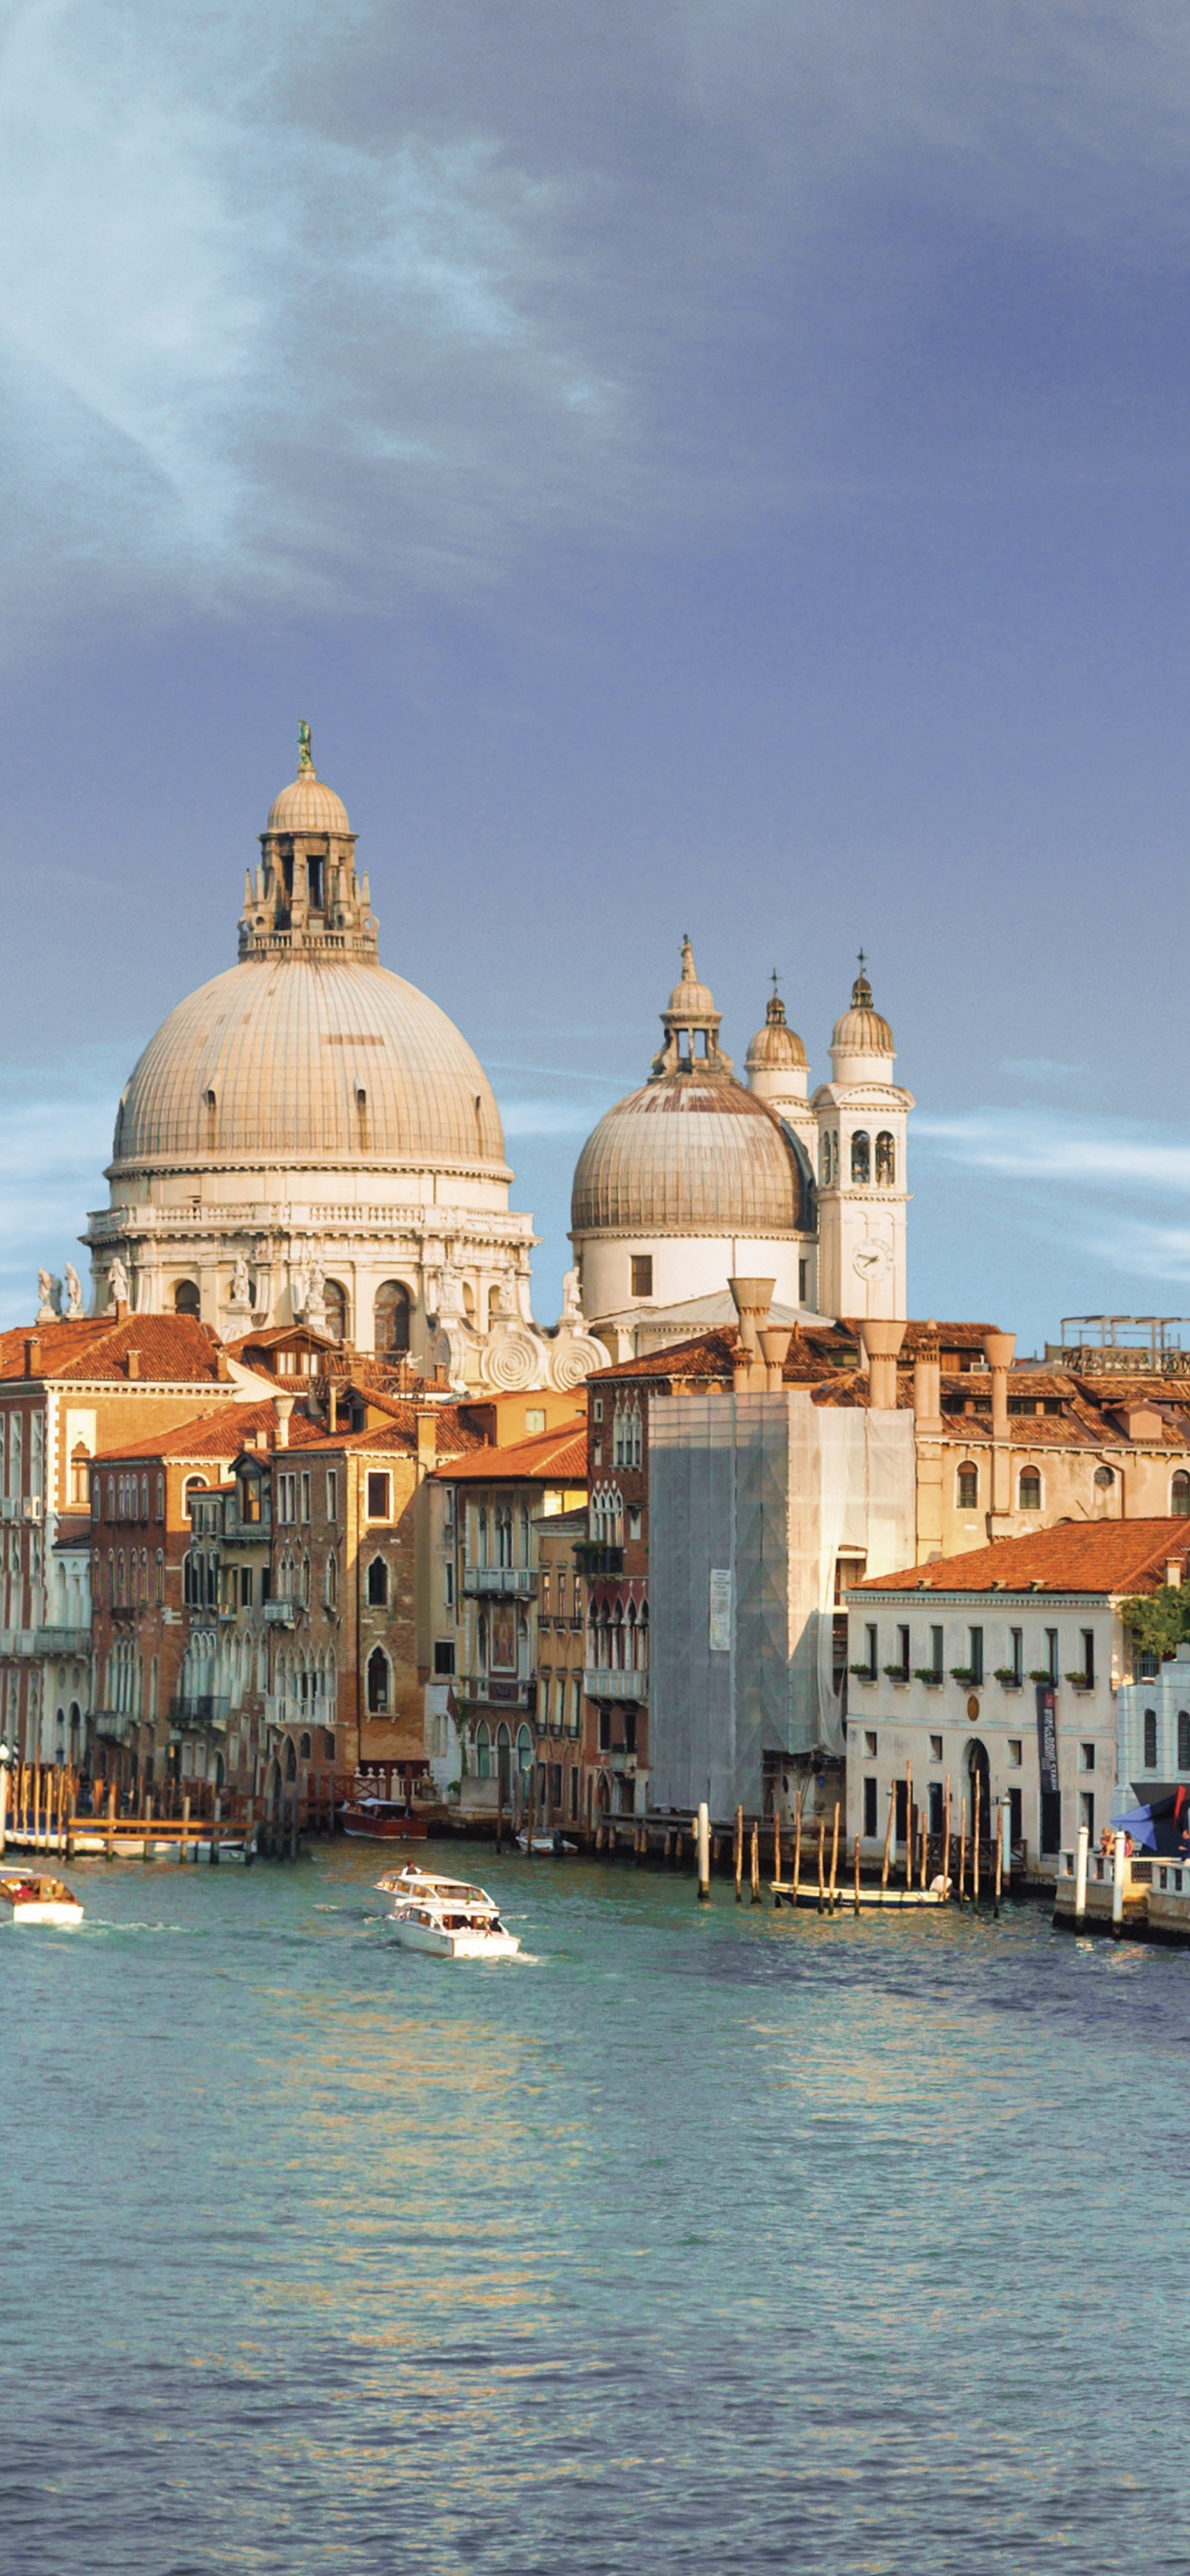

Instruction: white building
[570,943,912,1351]
[847,1519,1190,1868]
[83,733,605,1397]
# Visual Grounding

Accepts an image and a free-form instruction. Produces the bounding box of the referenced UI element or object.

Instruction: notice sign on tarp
[709,1568,733,1652]
[1036,1682,1059,1793]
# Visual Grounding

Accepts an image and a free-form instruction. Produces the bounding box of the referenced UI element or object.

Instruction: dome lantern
[829,952,895,1081]
[744,976,809,1108]
[650,937,734,1080]
[243,724,375,961]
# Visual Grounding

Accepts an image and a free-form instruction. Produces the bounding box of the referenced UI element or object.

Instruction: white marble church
[569,940,913,1354]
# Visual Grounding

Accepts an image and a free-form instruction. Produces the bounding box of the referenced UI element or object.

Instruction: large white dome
[112,956,509,1174]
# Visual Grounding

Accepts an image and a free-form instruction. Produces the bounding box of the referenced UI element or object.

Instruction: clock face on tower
[853,1239,892,1282]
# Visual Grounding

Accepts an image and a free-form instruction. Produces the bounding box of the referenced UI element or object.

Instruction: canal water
[2,1844,1186,2573]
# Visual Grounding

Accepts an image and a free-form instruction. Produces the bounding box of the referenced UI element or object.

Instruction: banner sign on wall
[1036,1683,1059,1794]
[709,1568,733,1652]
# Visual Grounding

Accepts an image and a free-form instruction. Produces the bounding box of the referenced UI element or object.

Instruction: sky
[5,0,1190,1355]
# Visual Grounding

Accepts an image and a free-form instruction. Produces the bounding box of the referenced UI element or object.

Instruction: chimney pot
[728,1276,776,1355]
[274,1393,295,1449]
[858,1319,905,1411]
[126,1348,141,1379]
[23,1336,40,1379]
[758,1324,793,1391]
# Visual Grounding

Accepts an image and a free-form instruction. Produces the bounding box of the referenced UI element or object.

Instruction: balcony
[584,1667,646,1703]
[0,1625,91,1657]
[92,1709,137,1744]
[263,1598,296,1624]
[461,1566,538,1598]
[167,1695,230,1732]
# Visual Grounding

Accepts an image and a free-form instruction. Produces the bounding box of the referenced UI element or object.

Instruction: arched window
[851,1130,870,1185]
[475,1721,492,1780]
[324,1280,348,1344]
[375,1281,411,1355]
[326,1552,338,1610]
[366,1648,390,1714]
[1018,1468,1041,1511]
[285,1737,297,1782]
[367,1556,389,1607]
[819,1134,831,1184]
[155,1472,165,1517]
[875,1131,896,1185]
[1179,1712,1190,1770]
[1144,1708,1158,1769]
[1174,1473,1190,1518]
[204,1090,217,1151]
[516,1723,533,1774]
[299,1731,311,1760]
[71,1443,90,1506]
[140,1475,149,1519]
[477,1612,488,1669]
[173,1280,200,1318]
[301,1554,310,1606]
[356,1087,370,1152]
[155,1551,164,1603]
[957,1462,978,1510]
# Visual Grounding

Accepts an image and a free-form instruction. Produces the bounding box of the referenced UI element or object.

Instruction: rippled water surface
[3,1842,1188,2573]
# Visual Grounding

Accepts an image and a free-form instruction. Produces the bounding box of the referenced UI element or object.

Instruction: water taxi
[0,1874,84,1927]
[375,1861,492,1903]
[390,1892,520,1960]
[341,1794,429,1842]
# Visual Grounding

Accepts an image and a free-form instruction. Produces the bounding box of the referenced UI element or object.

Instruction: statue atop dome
[297,718,314,774]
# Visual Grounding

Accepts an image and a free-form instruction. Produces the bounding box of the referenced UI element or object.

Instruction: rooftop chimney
[913,1322,943,1436]
[758,1324,793,1391]
[126,1348,141,1380]
[23,1336,40,1379]
[858,1319,906,1411]
[728,1276,776,1355]
[274,1393,295,1449]
[416,1412,438,1472]
[983,1329,1016,1439]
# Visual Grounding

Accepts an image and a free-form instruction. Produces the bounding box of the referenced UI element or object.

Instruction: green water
[1,1842,1184,2572]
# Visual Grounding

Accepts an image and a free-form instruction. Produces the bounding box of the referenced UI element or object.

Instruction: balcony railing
[91,1709,137,1743]
[263,1599,296,1624]
[462,1567,538,1598]
[584,1666,646,1702]
[167,1695,231,1731]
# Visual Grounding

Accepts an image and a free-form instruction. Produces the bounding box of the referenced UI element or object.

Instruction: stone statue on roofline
[63,1264,83,1320]
[227,1254,252,1315]
[36,1269,58,1324]
[107,1257,129,1311]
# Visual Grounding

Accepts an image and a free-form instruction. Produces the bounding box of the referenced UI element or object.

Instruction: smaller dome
[265,768,352,837]
[745,986,807,1073]
[832,965,894,1057]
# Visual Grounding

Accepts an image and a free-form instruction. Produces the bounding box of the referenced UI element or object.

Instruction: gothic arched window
[851,1130,871,1185]
[475,1721,492,1780]
[375,1281,411,1355]
[367,1555,389,1607]
[876,1131,896,1185]
[1018,1467,1041,1511]
[366,1648,390,1714]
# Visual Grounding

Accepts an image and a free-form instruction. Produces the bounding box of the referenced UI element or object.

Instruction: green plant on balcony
[913,1667,944,1686]
[993,1668,1023,1688]
[848,1662,878,1682]
[1028,1668,1056,1685]
[882,1664,911,1684]
[1064,1671,1093,1691]
[950,1666,981,1686]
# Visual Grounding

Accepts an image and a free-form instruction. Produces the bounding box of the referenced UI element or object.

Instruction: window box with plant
[1028,1668,1057,1686]
[950,1667,981,1687]
[1064,1672,1094,1692]
[913,1668,944,1687]
[883,1665,911,1686]
[849,1662,879,1683]
[993,1668,1023,1689]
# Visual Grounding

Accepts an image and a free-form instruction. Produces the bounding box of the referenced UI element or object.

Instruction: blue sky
[5,0,1190,1353]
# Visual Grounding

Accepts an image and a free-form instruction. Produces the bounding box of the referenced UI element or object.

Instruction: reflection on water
[1,1841,1185,2572]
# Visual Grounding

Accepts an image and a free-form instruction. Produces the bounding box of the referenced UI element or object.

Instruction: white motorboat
[375,1862,494,1904]
[390,1894,520,1960]
[0,1873,83,1927]
[515,1831,577,1855]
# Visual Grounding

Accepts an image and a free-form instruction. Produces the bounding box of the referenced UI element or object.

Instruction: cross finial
[770,967,780,998]
[857,946,867,976]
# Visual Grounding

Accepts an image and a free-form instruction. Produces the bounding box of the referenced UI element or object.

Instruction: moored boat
[391,1894,520,1960]
[0,1874,84,1927]
[341,1795,429,1841]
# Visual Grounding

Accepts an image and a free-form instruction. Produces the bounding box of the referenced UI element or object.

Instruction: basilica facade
[82,740,604,1395]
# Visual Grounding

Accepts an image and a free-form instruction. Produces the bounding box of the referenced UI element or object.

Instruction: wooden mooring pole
[828,1802,839,1912]
[973,1771,981,1913]
[943,1773,951,1898]
[792,1790,803,1898]
[697,1801,711,1902]
[958,1795,967,1904]
[816,1816,826,1915]
[734,1803,744,1901]
[750,1818,761,1905]
[772,1806,782,1888]
[881,1784,894,1893]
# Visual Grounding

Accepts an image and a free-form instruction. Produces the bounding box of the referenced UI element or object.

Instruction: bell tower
[812,959,913,1322]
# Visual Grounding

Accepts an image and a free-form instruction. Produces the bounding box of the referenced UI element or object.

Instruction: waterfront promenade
[0,1841,1180,2573]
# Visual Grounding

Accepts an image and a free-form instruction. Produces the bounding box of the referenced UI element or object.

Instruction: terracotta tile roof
[0,1316,227,1385]
[436,1417,587,1483]
[856,1519,1190,1598]
[93,1399,327,1463]
[296,1405,487,1459]
[222,1323,336,1356]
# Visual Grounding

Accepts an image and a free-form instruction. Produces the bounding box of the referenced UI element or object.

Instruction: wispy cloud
[8,1,1190,635]
[1000,1057,1086,1085]
[918,1107,1190,1196]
